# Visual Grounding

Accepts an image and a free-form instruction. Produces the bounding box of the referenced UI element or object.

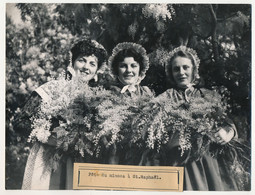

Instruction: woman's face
[118,57,140,85]
[73,55,98,81]
[171,56,193,89]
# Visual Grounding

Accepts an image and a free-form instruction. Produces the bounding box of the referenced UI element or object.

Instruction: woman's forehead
[78,54,98,61]
[172,56,193,66]
[120,57,138,63]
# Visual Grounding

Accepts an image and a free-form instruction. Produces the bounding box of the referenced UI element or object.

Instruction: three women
[21,39,240,190]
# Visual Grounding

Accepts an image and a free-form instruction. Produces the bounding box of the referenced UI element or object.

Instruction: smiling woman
[165,46,200,89]
[73,55,99,82]
[20,38,108,190]
[102,42,154,165]
[107,42,152,97]
[153,45,239,190]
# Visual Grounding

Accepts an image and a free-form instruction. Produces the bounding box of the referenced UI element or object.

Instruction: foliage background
[5,3,251,189]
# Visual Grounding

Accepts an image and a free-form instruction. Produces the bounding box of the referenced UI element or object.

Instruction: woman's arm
[46,134,58,147]
[215,127,235,145]
[201,88,238,145]
[13,92,42,137]
[214,120,238,145]
[14,89,59,147]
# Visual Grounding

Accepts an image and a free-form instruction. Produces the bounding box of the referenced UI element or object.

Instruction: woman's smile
[80,70,90,75]
[123,73,134,78]
[178,76,188,81]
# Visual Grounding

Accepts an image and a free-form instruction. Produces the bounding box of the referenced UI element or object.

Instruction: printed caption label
[73,163,183,191]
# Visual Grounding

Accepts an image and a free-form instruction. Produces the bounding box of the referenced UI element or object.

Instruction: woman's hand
[46,135,58,146]
[214,128,235,145]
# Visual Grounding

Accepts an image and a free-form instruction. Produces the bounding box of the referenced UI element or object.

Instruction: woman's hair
[169,50,196,68]
[111,48,144,76]
[71,39,108,68]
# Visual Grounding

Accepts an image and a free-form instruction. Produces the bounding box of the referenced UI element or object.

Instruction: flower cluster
[27,72,250,189]
[131,91,228,157]
[128,20,138,39]
[142,4,175,21]
[28,72,151,161]
[149,48,169,68]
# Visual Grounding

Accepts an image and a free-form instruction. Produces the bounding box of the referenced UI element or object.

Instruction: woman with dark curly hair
[20,38,107,190]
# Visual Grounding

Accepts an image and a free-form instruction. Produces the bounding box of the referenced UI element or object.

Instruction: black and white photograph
[4,2,252,193]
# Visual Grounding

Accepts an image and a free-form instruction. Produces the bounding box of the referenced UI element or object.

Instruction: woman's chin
[123,81,135,85]
[120,79,137,86]
[76,75,93,82]
[177,83,190,89]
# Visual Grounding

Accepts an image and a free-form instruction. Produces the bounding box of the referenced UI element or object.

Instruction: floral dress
[138,86,238,191]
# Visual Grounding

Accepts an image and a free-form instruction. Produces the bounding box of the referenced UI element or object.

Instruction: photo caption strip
[73,163,184,191]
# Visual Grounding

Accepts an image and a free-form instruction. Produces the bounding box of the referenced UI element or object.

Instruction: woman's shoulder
[157,88,175,98]
[35,79,66,101]
[139,86,154,96]
[153,88,174,103]
[107,85,122,94]
[198,87,213,93]
[195,87,220,98]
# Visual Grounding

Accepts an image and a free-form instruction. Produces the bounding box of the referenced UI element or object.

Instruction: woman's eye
[90,62,96,67]
[183,65,189,70]
[119,63,127,68]
[131,63,138,68]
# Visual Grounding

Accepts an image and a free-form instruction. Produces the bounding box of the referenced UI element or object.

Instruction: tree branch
[194,32,211,40]
[208,4,220,62]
